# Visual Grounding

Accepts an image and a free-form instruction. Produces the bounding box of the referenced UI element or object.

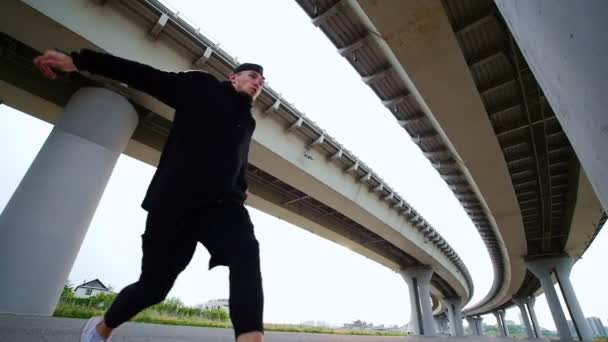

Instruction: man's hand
[33,49,78,80]
[245,189,250,200]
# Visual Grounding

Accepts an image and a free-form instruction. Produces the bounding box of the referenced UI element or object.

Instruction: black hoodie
[71,49,255,213]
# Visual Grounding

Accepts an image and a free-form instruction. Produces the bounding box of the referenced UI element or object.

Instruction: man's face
[230,71,265,101]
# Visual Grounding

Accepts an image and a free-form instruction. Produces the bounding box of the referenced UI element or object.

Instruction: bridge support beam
[527,256,593,341]
[475,316,484,335]
[0,87,138,315]
[495,0,608,211]
[466,316,483,335]
[466,317,477,336]
[401,267,435,336]
[442,297,464,336]
[513,297,534,338]
[434,315,449,335]
[527,296,542,338]
[493,310,508,336]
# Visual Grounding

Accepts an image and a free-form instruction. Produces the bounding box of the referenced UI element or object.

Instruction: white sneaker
[80,316,111,342]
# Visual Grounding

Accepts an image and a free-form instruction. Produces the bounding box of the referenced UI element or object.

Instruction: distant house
[74,279,110,298]
[202,298,229,312]
[343,320,374,330]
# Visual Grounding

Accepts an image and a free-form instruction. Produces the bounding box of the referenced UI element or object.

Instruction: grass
[54,303,103,319]
[53,303,406,336]
[264,324,405,336]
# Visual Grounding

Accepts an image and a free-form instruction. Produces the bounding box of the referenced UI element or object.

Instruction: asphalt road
[0,314,548,342]
[0,314,407,342]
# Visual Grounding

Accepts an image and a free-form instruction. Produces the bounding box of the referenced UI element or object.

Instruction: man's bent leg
[228,233,264,339]
[103,276,177,328]
[101,212,197,335]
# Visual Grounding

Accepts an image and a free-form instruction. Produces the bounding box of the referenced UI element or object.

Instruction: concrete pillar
[466,316,483,336]
[436,316,449,335]
[475,317,484,336]
[527,296,542,338]
[494,0,608,211]
[443,298,464,336]
[434,317,442,334]
[404,274,421,334]
[435,315,449,335]
[434,317,444,335]
[0,87,138,315]
[499,309,510,336]
[443,317,450,335]
[587,318,603,337]
[466,317,479,336]
[527,256,593,341]
[598,319,607,336]
[513,297,535,338]
[553,257,594,341]
[401,267,435,335]
[493,311,507,337]
[597,318,607,336]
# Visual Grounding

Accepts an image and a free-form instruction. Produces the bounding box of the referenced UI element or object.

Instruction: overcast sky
[1,0,606,331]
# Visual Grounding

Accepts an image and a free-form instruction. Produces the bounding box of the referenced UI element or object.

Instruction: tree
[61,282,75,300]
[203,308,229,321]
[152,297,185,314]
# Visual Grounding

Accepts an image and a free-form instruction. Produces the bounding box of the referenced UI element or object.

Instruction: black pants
[103,202,264,338]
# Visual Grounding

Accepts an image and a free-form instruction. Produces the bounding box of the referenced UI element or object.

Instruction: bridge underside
[295,0,605,317]
[0,0,470,313]
[440,0,606,313]
[0,31,461,299]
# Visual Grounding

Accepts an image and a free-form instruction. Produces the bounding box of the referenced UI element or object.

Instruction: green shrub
[53,296,406,336]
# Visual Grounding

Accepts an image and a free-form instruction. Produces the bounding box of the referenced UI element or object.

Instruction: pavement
[0,314,550,342]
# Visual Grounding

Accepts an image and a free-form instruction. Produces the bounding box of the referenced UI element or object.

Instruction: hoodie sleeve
[71,48,195,108]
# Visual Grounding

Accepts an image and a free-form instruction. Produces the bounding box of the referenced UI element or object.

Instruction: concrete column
[0,87,138,315]
[553,257,594,341]
[443,317,450,335]
[435,315,449,335]
[434,317,442,334]
[513,297,535,338]
[466,317,479,336]
[437,316,449,335]
[401,267,435,335]
[443,298,464,336]
[404,273,421,334]
[499,309,510,336]
[495,0,608,211]
[475,317,484,336]
[493,311,507,337]
[587,318,602,337]
[441,318,447,335]
[467,316,483,336]
[527,296,542,338]
[527,257,588,340]
[417,274,435,335]
[598,319,607,336]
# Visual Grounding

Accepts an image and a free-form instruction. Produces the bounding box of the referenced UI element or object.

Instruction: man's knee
[136,278,173,305]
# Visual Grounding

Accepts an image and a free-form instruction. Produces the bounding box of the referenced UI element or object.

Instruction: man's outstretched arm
[33,48,192,107]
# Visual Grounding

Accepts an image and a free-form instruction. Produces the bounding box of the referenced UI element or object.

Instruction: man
[33,48,265,342]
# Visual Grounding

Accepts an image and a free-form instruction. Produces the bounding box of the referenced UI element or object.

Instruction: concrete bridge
[1,0,606,340]
[295,0,606,340]
[0,0,472,337]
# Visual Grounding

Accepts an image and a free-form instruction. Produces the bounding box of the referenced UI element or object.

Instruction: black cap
[234,63,264,76]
